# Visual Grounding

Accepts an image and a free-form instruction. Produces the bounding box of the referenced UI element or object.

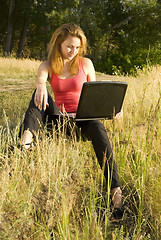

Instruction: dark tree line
[1,0,161,74]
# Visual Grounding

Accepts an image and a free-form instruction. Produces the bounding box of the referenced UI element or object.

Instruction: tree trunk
[44,0,51,59]
[17,0,33,58]
[4,0,15,57]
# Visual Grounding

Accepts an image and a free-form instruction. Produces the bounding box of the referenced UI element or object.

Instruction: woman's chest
[53,76,85,93]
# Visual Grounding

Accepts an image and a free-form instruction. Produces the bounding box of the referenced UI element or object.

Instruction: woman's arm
[82,57,96,82]
[34,61,51,110]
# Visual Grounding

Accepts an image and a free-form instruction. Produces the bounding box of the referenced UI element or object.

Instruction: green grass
[0,58,161,239]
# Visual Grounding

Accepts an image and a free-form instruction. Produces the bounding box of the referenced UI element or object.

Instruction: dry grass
[0,58,161,239]
[0,57,40,79]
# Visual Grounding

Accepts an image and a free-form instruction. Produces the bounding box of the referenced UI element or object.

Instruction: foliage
[1,0,161,74]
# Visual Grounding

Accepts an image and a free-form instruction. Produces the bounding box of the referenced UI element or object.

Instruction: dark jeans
[22,90,120,189]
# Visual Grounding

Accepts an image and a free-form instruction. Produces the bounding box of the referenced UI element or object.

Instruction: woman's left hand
[115,110,123,120]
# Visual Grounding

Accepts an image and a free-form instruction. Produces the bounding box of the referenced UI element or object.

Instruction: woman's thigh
[76,120,113,160]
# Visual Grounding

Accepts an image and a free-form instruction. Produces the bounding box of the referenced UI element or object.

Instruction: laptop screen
[75,81,128,121]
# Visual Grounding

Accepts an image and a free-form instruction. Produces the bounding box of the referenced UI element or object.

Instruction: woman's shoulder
[38,60,51,71]
[81,57,96,81]
[82,57,93,67]
[38,61,52,80]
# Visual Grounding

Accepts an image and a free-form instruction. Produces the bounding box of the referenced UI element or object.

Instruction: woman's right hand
[34,84,48,110]
[34,61,51,110]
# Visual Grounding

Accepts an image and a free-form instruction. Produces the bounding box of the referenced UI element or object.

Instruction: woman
[21,23,123,218]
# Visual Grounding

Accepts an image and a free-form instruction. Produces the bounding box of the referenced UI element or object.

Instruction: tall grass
[0,57,40,79]
[0,58,161,239]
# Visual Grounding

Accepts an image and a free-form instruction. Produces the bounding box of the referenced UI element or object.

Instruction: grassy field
[0,57,161,239]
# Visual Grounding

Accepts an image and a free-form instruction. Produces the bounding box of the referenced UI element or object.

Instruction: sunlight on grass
[0,58,161,239]
[0,57,40,79]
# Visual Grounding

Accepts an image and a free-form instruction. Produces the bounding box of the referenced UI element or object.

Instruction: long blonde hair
[48,23,87,75]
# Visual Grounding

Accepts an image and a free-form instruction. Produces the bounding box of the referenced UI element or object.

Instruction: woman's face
[60,35,81,61]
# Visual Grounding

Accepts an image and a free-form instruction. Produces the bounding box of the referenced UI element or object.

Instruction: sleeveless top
[50,60,87,113]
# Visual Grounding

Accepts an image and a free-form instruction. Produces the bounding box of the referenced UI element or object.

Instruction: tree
[1,0,161,74]
[4,0,15,57]
[17,0,34,58]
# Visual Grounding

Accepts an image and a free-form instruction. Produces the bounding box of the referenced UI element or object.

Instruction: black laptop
[74,81,128,121]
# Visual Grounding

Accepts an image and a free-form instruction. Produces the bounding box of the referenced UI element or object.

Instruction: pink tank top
[50,60,87,113]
